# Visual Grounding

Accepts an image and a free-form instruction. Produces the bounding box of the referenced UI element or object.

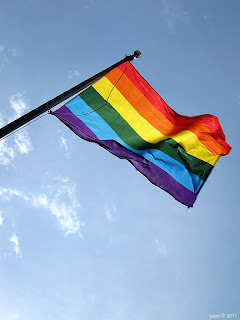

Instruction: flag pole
[0,50,141,140]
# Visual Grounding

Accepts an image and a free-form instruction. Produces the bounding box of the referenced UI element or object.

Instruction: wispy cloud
[160,0,191,32]
[15,130,33,154]
[104,203,117,223]
[154,239,167,257]
[83,0,96,9]
[9,93,28,120]
[0,114,13,166]
[0,138,15,165]
[0,210,3,226]
[0,93,33,165]
[32,178,84,236]
[0,178,84,236]
[9,234,21,257]
[0,45,8,69]
[203,15,214,22]
[68,69,81,79]
[9,48,17,57]
[59,136,70,159]
[203,15,215,32]
[52,177,84,235]
[236,95,240,105]
[0,187,30,201]
[55,176,70,183]
[32,193,48,208]
[0,44,16,70]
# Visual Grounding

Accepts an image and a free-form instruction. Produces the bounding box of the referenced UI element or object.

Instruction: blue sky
[0,0,239,319]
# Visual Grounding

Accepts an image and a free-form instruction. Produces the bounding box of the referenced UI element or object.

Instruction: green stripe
[80,87,213,181]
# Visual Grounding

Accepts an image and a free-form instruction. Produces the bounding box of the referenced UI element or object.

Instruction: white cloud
[160,0,191,31]
[45,179,84,235]
[9,48,17,57]
[203,15,215,24]
[154,239,167,257]
[0,178,84,236]
[203,15,211,22]
[59,136,70,159]
[83,0,96,9]
[55,176,70,183]
[0,187,30,201]
[0,49,8,67]
[9,234,21,256]
[203,15,215,32]
[104,203,117,223]
[9,93,28,120]
[0,45,16,70]
[105,209,113,222]
[68,69,81,79]
[32,194,48,208]
[32,179,84,236]
[0,94,33,165]
[0,210,3,226]
[0,139,15,165]
[236,95,240,105]
[0,114,15,165]
[14,129,33,154]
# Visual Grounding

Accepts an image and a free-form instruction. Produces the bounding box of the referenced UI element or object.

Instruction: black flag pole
[0,50,141,140]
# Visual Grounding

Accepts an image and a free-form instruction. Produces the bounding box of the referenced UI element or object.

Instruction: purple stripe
[54,106,196,207]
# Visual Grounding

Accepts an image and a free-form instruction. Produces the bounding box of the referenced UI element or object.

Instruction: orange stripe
[105,68,227,156]
[118,62,231,155]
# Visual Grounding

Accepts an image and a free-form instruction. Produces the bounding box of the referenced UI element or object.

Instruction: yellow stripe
[93,77,220,165]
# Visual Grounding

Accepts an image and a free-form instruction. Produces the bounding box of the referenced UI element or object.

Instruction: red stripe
[118,62,231,155]
[106,68,226,156]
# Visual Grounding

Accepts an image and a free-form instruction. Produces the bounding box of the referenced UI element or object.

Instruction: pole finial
[125,50,141,61]
[133,50,141,58]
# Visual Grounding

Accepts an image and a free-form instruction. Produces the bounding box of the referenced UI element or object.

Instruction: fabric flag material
[53,61,231,207]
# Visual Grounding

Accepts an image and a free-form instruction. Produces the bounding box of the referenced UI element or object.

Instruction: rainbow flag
[53,61,231,207]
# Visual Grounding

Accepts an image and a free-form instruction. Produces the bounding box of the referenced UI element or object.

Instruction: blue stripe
[66,96,203,193]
